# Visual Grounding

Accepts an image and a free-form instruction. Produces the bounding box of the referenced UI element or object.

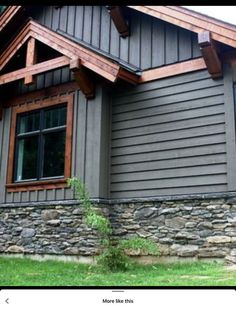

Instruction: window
[6,94,73,192]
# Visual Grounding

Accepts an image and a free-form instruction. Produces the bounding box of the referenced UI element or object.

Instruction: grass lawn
[0,256,236,286]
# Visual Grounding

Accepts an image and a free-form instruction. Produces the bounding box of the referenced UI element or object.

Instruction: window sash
[14,104,67,182]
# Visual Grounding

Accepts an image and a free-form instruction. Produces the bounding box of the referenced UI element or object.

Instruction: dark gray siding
[14,67,73,96]
[110,70,227,198]
[0,84,110,204]
[30,6,201,71]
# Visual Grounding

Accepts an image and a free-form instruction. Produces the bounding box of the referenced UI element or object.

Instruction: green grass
[0,256,236,286]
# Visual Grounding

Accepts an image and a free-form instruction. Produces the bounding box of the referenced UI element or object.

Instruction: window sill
[6,178,68,192]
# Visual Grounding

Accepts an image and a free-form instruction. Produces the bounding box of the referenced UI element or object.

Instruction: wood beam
[3,81,78,108]
[118,68,139,84]
[198,31,222,79]
[0,6,22,31]
[139,58,206,83]
[106,6,129,38]
[24,37,37,85]
[0,56,70,85]
[70,59,95,99]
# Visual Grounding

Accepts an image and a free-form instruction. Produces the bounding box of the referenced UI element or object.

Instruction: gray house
[0,5,236,261]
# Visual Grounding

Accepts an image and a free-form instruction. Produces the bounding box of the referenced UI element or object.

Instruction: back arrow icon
[5,298,9,304]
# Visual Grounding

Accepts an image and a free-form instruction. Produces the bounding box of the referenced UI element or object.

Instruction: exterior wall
[0,6,236,204]
[30,6,201,70]
[1,197,236,260]
[110,69,228,198]
[11,67,73,97]
[0,83,111,204]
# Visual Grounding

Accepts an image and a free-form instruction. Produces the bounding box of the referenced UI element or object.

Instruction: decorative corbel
[24,37,37,85]
[70,58,95,99]
[198,31,222,79]
[106,6,129,38]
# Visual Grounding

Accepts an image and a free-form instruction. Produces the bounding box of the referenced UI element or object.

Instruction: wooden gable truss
[0,19,139,105]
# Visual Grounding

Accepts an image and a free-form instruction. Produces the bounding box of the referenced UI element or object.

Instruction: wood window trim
[6,93,74,192]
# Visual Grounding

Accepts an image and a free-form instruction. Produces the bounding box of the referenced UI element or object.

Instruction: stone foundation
[0,204,105,256]
[1,197,236,261]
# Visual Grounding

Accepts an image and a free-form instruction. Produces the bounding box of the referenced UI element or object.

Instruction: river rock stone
[6,245,24,253]
[1,198,236,259]
[46,220,60,226]
[185,222,197,228]
[206,236,231,244]
[198,247,228,258]
[177,245,198,257]
[134,207,158,219]
[165,217,186,229]
[64,247,79,255]
[21,228,35,238]
[42,210,60,221]
[198,222,213,229]
[175,232,199,240]
[225,255,236,264]
[159,208,179,215]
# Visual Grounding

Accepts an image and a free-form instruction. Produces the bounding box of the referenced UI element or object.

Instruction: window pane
[43,131,66,177]
[18,111,40,134]
[44,105,67,129]
[16,137,38,181]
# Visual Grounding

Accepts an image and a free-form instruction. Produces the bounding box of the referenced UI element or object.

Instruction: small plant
[97,247,129,272]
[68,177,159,272]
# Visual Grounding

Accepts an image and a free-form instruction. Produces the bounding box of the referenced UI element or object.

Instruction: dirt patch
[180,275,210,279]
[225,264,236,271]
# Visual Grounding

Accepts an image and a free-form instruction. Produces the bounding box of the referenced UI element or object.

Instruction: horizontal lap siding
[31,6,201,71]
[110,70,227,198]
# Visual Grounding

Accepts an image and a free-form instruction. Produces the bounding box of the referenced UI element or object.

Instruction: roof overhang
[2,5,236,89]
[128,6,236,49]
[0,6,23,31]
[0,19,139,100]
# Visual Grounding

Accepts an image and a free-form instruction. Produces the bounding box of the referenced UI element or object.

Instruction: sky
[183,6,236,26]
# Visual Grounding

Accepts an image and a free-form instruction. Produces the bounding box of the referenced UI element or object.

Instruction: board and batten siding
[110,70,227,199]
[0,84,110,204]
[30,6,201,71]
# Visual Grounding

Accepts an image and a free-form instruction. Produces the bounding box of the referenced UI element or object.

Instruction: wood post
[24,37,37,85]
[198,31,222,79]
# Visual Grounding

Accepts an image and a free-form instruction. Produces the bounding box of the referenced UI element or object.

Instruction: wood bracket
[198,31,222,79]
[24,37,37,85]
[70,59,95,99]
[106,6,129,38]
